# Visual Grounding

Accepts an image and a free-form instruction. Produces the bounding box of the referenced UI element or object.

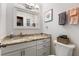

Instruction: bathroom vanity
[0,33,51,56]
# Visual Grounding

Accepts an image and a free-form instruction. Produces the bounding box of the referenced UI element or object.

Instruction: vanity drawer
[1,41,37,54]
[37,42,50,49]
[37,38,50,45]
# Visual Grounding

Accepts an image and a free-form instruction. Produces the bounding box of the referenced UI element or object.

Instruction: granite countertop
[0,33,51,47]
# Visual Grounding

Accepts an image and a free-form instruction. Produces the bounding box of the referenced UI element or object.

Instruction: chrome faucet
[19,32,23,37]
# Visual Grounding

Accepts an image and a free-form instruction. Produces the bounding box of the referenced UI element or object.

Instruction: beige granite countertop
[0,33,51,47]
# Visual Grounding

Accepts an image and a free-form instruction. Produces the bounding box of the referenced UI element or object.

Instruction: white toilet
[54,40,75,56]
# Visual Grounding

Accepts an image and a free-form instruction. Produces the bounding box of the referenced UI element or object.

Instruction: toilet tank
[54,40,75,56]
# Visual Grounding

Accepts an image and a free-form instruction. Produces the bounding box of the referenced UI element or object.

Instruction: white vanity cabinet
[1,38,51,56]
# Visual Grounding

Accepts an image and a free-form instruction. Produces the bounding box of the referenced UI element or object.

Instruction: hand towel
[70,15,79,24]
[69,8,78,16]
[59,12,67,25]
[68,7,79,24]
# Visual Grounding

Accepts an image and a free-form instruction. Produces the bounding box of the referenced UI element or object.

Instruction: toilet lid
[54,40,75,48]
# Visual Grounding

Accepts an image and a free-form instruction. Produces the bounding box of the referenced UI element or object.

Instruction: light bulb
[35,5,39,9]
[29,3,34,7]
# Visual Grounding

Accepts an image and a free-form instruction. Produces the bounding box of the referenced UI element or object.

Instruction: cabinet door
[37,48,44,56]
[37,39,50,45]
[2,50,20,56]
[20,49,25,56]
[37,43,50,56]
[37,47,50,56]
[43,46,50,56]
[25,46,37,56]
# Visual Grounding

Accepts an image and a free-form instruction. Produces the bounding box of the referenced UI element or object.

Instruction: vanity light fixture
[23,3,39,10]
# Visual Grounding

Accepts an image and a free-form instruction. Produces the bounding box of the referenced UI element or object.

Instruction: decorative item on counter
[19,32,23,37]
[58,11,67,25]
[57,35,70,44]
[9,32,14,38]
[40,33,43,35]
[67,7,79,24]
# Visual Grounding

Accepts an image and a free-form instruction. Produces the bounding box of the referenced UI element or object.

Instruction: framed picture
[44,9,53,22]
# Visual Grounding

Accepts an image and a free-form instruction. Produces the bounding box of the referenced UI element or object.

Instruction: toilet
[54,40,75,56]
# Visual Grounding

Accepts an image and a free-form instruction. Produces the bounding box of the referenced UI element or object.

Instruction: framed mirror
[14,7,40,29]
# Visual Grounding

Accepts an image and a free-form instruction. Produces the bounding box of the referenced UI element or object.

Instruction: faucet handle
[20,32,23,37]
